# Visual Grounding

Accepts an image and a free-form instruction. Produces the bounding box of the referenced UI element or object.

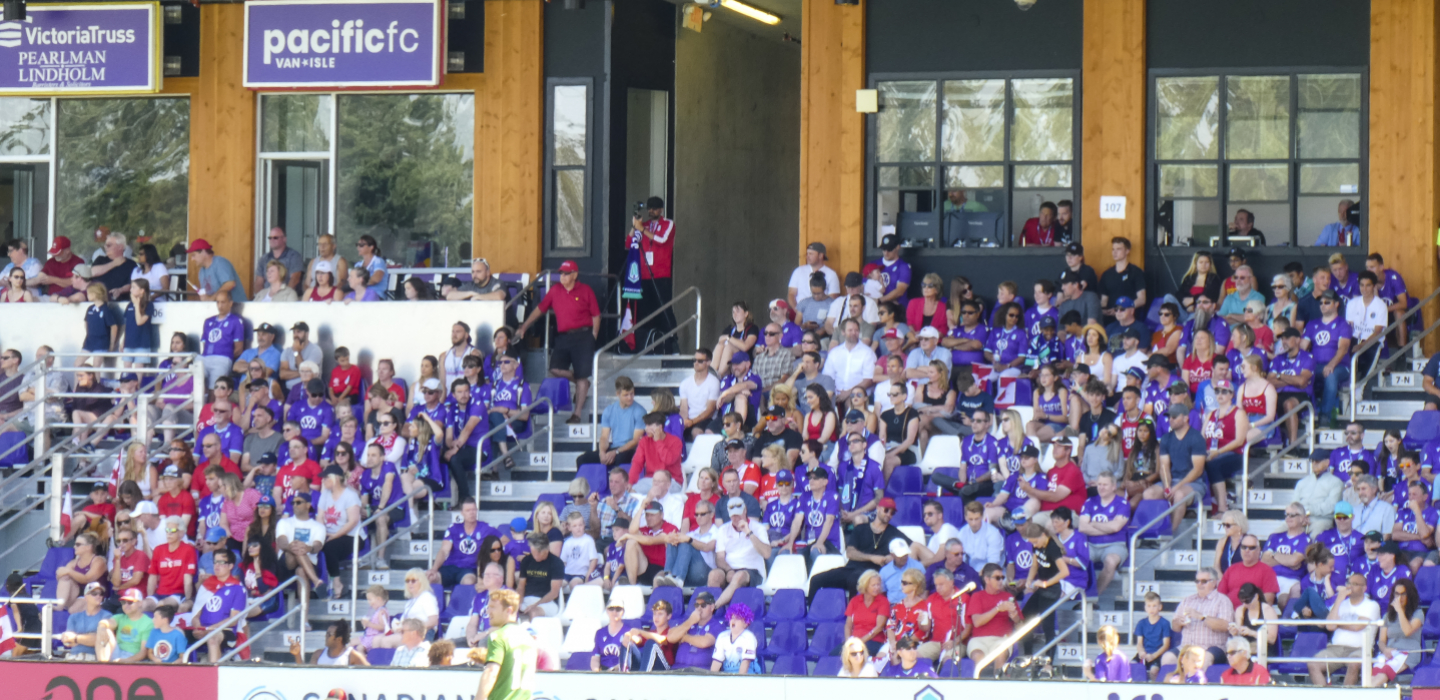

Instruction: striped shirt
[1176,591,1235,650]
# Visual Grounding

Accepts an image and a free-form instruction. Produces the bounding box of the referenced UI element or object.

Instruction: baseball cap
[160,464,181,479]
[258,451,278,466]
[314,259,335,275]
[559,260,579,273]
[606,601,626,611]
[809,468,831,480]
[1049,435,1076,448]
[1065,243,1084,256]
[84,581,105,596]
[1011,508,1029,524]
[1320,289,1341,303]
[129,501,158,517]
[205,526,227,543]
[1364,530,1384,543]
[186,238,213,253]
[255,322,278,335]
[72,264,91,279]
[763,406,785,419]
[1124,367,1145,381]
[1115,296,1135,309]
[48,236,71,255]
[888,539,910,557]
[775,469,794,484]
[644,501,663,514]
[769,298,792,313]
[1309,448,1331,463]
[1279,327,1302,339]
[1378,541,1402,557]
[1124,326,1148,342]
[422,377,443,392]
[1166,403,1190,418]
[731,350,751,364]
[807,241,828,257]
[1039,317,1057,329]
[877,497,897,510]
[119,372,139,383]
[845,409,866,423]
[612,515,631,530]
[1019,443,1040,459]
[1058,270,1080,285]
[290,321,309,333]
[724,439,746,451]
[120,587,144,602]
[257,494,276,508]
[882,327,902,340]
[726,497,746,516]
[918,326,941,339]
[509,517,528,532]
[1228,247,1246,259]
[695,590,717,606]
[844,271,864,288]
[1144,355,1172,369]
[1211,379,1234,392]
[1334,501,1354,516]
[880,234,900,251]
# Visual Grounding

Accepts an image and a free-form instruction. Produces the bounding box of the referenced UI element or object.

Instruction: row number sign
[1099,196,1126,220]
[1057,645,1083,660]
[1248,490,1273,505]
[327,600,350,615]
[283,632,303,647]
[568,424,592,439]
[530,453,549,467]
[1319,430,1344,444]
[410,542,431,556]
[1174,551,1198,566]
[1098,612,1124,626]
[490,483,513,497]
[1134,582,1157,595]
[368,571,391,586]
[1391,373,1416,387]
[1356,402,1380,417]
[1281,460,1308,474]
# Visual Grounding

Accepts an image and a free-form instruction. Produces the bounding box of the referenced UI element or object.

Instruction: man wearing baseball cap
[156,464,198,540]
[808,495,911,598]
[187,238,247,302]
[517,260,599,424]
[234,322,282,378]
[60,581,109,659]
[98,587,154,662]
[767,299,804,350]
[37,235,82,296]
[714,350,762,432]
[905,326,951,381]
[787,241,840,310]
[826,272,881,333]
[878,234,912,303]
[1297,448,1343,535]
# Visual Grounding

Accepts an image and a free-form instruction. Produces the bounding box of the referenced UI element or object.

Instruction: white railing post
[299,583,308,661]
[48,452,64,542]
[135,394,150,447]
[547,403,555,481]
[1240,448,1250,516]
[1360,621,1375,687]
[191,355,205,422]
[350,534,360,629]
[427,491,435,569]
[40,602,52,660]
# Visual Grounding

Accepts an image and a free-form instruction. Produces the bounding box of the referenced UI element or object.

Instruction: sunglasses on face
[165,528,180,533]
[1239,544,1259,551]
[765,331,779,336]
[379,421,395,427]
[1195,578,1213,585]
[1335,514,1351,520]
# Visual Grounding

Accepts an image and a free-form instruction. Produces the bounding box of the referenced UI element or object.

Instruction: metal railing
[1240,400,1315,516]
[590,286,702,448]
[186,574,308,663]
[350,485,435,628]
[972,587,1083,678]
[1349,286,1440,420]
[1256,616,1382,686]
[1126,491,1202,640]
[470,397,556,494]
[0,595,59,659]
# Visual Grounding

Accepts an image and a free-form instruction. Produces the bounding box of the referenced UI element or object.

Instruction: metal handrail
[1256,617,1382,686]
[0,595,59,659]
[972,587,1082,678]
[218,581,312,663]
[185,574,306,662]
[1126,491,1201,641]
[470,397,556,496]
[349,486,435,628]
[1348,285,1440,420]
[589,286,702,448]
[1240,400,1315,515]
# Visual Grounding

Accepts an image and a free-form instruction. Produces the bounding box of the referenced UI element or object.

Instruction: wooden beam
[1370,0,1440,350]
[1081,0,1146,269]
[799,0,865,276]
[475,0,544,274]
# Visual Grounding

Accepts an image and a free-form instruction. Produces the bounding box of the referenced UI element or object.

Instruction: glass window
[547,82,590,252]
[335,93,474,264]
[0,99,50,157]
[261,94,331,153]
[871,75,1077,250]
[1151,71,1364,247]
[57,98,190,261]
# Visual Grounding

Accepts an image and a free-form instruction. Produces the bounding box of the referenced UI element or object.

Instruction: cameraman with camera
[632,196,676,351]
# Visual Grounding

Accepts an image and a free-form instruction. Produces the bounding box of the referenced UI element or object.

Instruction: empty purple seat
[805,588,846,626]
[805,621,844,660]
[442,585,476,628]
[814,656,842,676]
[575,463,610,497]
[1204,663,1225,683]
[884,466,923,499]
[771,654,808,676]
[764,588,806,628]
[1272,631,1328,675]
[565,652,593,670]
[729,587,764,620]
[1412,665,1440,687]
[539,377,574,414]
[762,621,806,661]
[1406,414,1440,450]
[368,648,396,666]
[893,496,923,527]
[1129,499,1172,539]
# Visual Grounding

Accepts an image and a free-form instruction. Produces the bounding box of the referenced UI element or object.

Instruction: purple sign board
[0,3,160,95]
[244,0,443,89]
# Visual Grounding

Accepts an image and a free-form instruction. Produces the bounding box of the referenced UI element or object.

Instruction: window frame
[865,69,1083,257]
[543,77,594,257]
[1145,67,1368,250]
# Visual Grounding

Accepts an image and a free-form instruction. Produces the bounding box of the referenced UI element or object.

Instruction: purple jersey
[194,423,243,460]
[1317,528,1363,576]
[1181,316,1230,352]
[197,494,224,531]
[1000,469,1047,501]
[1332,272,1360,301]
[1026,334,1064,368]
[1329,445,1369,482]
[1081,496,1132,545]
[1374,447,1403,480]
[985,326,1028,366]
[1005,530,1033,582]
[718,371,764,418]
[1063,334,1087,364]
[1024,306,1059,338]
[1378,269,1408,305]
[839,457,884,513]
[409,401,447,426]
[1142,374,1181,435]
[469,589,493,630]
[1395,506,1438,553]
[198,579,247,629]
[1299,571,1346,609]
[593,623,633,670]
[359,462,406,513]
[249,399,282,430]
[763,496,801,536]
[1367,565,1410,607]
[779,322,804,348]
[1420,441,1440,476]
[880,258,911,297]
[404,439,445,487]
[962,433,1001,483]
[484,375,531,412]
[948,323,990,366]
[602,541,625,578]
[504,538,530,561]
[995,437,1034,475]
[1303,316,1352,366]
[1264,531,1311,579]
[443,522,492,569]
[1270,350,1317,399]
[1092,652,1132,682]
[288,400,336,444]
[880,658,936,678]
[445,397,487,448]
[322,432,359,463]
[1225,348,1267,386]
[797,490,841,549]
[201,314,245,359]
[1058,531,1089,589]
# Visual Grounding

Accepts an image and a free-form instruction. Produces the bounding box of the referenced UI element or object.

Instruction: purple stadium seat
[534,493,567,519]
[1157,663,1175,681]
[729,587,765,621]
[938,657,976,678]
[805,588,846,627]
[1417,568,1440,606]
[1423,606,1440,642]
[814,656,842,676]
[565,652,593,670]
[1205,663,1225,683]
[368,648,396,666]
[1129,499,1173,539]
[576,463,610,498]
[926,469,960,497]
[762,621,806,661]
[1278,599,1300,640]
[1412,665,1440,687]
[937,496,963,524]
[893,496,923,527]
[884,466,923,499]
[1273,631,1328,675]
[24,546,73,596]
[539,378,573,414]
[1129,661,1146,682]
[805,622,844,660]
[764,588,806,628]
[1405,413,1440,450]
[442,585,476,628]
[0,431,28,466]
[771,654,808,676]
[642,586,684,626]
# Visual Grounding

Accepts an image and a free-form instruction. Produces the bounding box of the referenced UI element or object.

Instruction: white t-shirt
[826,294,881,325]
[873,378,916,416]
[1331,596,1380,647]
[656,492,687,529]
[130,262,170,291]
[715,519,770,576]
[276,515,324,563]
[712,628,758,666]
[688,524,719,568]
[142,524,164,553]
[788,264,840,297]
[1111,350,1149,383]
[402,591,440,624]
[926,523,962,554]
[678,373,721,420]
[560,534,599,577]
[1345,296,1388,341]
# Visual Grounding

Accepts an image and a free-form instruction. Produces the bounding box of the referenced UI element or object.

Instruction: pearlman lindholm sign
[243,0,443,89]
[0,2,160,95]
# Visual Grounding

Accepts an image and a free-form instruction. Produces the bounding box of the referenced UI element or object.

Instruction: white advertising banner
[218,667,1402,700]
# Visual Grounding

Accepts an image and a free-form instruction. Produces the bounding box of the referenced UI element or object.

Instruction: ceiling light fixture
[719,0,779,25]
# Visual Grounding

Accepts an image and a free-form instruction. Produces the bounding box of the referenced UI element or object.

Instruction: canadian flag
[993,378,1019,409]
[59,485,73,536]
[0,603,17,656]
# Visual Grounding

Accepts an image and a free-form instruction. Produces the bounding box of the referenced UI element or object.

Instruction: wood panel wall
[1081,0,1146,269]
[189,3,256,297]
[1370,0,1440,346]
[475,0,544,274]
[799,0,865,276]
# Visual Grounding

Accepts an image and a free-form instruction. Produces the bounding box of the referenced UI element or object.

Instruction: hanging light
[719,0,779,25]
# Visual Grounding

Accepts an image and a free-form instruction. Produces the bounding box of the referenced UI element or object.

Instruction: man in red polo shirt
[1018,436,1087,516]
[516,260,600,424]
[155,465,198,540]
[36,236,83,296]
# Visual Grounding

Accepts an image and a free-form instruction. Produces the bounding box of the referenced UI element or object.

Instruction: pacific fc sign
[243,0,442,89]
[0,2,160,95]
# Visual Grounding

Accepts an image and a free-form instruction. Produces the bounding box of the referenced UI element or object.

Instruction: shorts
[550,329,596,380]
[968,635,1008,657]
[437,565,471,588]
[1090,541,1128,563]
[635,567,659,586]
[1276,575,1299,592]
[1277,391,1310,407]
[120,354,151,366]
[1316,644,1361,670]
[733,568,764,587]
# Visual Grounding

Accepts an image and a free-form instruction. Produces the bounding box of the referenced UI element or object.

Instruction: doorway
[262,159,328,261]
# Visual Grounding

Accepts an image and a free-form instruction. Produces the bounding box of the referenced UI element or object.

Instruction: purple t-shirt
[718,371,763,418]
[1225,348,1267,386]
[1332,272,1360,301]
[198,579,247,629]
[948,323,990,366]
[763,496,801,536]
[359,462,406,512]
[194,423,244,460]
[288,400,336,444]
[1063,335,1087,364]
[1143,374,1181,435]
[1024,306,1058,338]
[445,397,487,448]
[1081,496,1132,545]
[1396,507,1438,554]
[779,322,804,348]
[1378,269,1408,305]
[838,458,884,513]
[1181,316,1230,352]
[1270,350,1316,399]
[1093,652,1131,682]
[797,490,841,550]
[1318,527,1364,576]
[443,522,495,569]
[1367,565,1410,607]
[201,314,245,359]
[484,376,531,412]
[962,434,1001,483]
[880,258,912,297]
[880,658,936,678]
[986,326,1028,366]
[410,401,447,426]
[468,588,492,630]
[996,437,1034,475]
[593,623,634,669]
[197,494,224,532]
[1329,445,1369,482]
[1264,531,1311,578]
[1000,470,1047,499]
[1005,530,1033,581]
[1059,531,1089,589]
[1303,316,1352,366]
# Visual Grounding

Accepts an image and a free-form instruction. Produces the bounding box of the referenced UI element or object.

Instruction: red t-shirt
[638,522,678,567]
[967,589,1016,638]
[924,592,959,642]
[378,380,407,406]
[329,365,363,401]
[1218,561,1280,607]
[193,457,241,500]
[147,542,197,596]
[1221,663,1273,685]
[756,473,781,505]
[276,459,322,502]
[1021,218,1058,247]
[682,492,720,528]
[535,281,600,334]
[81,501,116,523]
[41,254,82,296]
[1041,462,1087,513]
[114,549,150,591]
[1182,354,1214,394]
[156,490,198,539]
[731,461,761,493]
[845,594,891,640]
